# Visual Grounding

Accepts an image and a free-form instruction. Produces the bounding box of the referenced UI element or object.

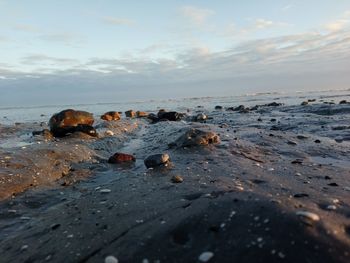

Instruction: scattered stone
[294,193,309,198]
[108,153,136,164]
[227,105,245,112]
[32,129,53,140]
[198,251,214,262]
[296,211,320,225]
[125,110,136,118]
[194,113,207,121]
[339,100,348,104]
[335,136,343,143]
[158,110,185,121]
[100,189,111,193]
[49,109,94,137]
[101,111,121,121]
[105,255,118,263]
[291,159,303,164]
[105,130,114,136]
[136,111,149,118]
[301,101,309,106]
[215,105,223,110]
[297,135,308,140]
[328,182,338,187]
[308,99,316,102]
[326,205,337,210]
[265,102,283,107]
[287,140,297,145]
[314,139,321,143]
[144,153,170,168]
[171,175,183,183]
[173,128,220,147]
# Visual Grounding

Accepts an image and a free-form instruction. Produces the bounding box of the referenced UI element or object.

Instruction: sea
[0,89,349,125]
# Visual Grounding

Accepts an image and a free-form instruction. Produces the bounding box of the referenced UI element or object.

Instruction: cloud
[37,32,84,46]
[180,6,215,26]
[21,54,79,65]
[254,19,274,29]
[102,16,135,26]
[282,4,293,11]
[325,19,349,32]
[12,24,39,32]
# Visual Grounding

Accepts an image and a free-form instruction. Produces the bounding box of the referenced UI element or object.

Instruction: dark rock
[301,101,309,106]
[339,100,348,104]
[308,99,316,102]
[51,124,97,138]
[291,159,303,164]
[101,111,121,121]
[125,110,136,118]
[294,193,309,198]
[265,102,282,107]
[49,109,94,137]
[108,153,136,164]
[173,128,220,147]
[144,153,170,168]
[227,105,245,112]
[32,129,53,140]
[215,106,223,110]
[314,139,321,143]
[157,111,185,121]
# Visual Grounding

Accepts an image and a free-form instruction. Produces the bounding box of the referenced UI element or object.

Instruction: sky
[1,0,350,106]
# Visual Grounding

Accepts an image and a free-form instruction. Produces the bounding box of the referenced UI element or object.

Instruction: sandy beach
[0,99,349,263]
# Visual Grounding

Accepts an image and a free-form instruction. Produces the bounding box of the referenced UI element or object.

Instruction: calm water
[0,89,349,125]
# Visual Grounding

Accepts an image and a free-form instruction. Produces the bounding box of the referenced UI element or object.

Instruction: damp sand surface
[0,102,349,263]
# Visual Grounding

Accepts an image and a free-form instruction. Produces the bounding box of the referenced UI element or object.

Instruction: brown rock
[171,175,183,183]
[173,128,220,147]
[136,111,149,118]
[101,111,121,121]
[108,153,136,164]
[125,110,136,118]
[49,109,94,137]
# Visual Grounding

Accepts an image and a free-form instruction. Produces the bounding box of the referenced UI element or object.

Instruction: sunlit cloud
[102,16,135,26]
[180,6,215,26]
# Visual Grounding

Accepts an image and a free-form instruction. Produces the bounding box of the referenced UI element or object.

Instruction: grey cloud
[1,29,350,106]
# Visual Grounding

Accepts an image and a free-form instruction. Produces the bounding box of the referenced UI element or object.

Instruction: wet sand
[0,102,349,262]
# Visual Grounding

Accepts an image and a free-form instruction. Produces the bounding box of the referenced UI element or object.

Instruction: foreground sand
[0,102,349,262]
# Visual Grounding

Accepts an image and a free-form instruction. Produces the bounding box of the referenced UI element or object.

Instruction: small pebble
[105,255,118,263]
[326,205,336,210]
[199,251,214,262]
[296,211,320,224]
[100,189,111,193]
[171,175,183,183]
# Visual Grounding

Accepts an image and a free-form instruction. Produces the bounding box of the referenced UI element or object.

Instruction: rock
[287,140,297,145]
[144,153,170,168]
[125,110,136,118]
[339,100,348,104]
[136,111,149,118]
[194,113,207,121]
[198,251,214,262]
[171,175,183,183]
[173,128,220,147]
[297,135,308,140]
[308,99,316,102]
[296,211,320,225]
[101,111,121,121]
[265,102,282,107]
[215,105,223,110]
[314,139,321,143]
[147,113,159,123]
[157,110,185,121]
[335,136,343,143]
[105,130,114,136]
[49,109,94,137]
[227,105,245,111]
[301,101,309,106]
[32,129,53,140]
[108,153,136,164]
[105,255,118,263]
